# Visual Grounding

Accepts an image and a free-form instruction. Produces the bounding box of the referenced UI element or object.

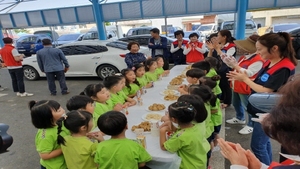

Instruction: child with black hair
[154,56,170,78]
[188,84,216,168]
[104,75,136,107]
[200,77,223,148]
[66,95,95,113]
[133,63,153,88]
[57,110,104,169]
[94,111,152,169]
[178,68,205,94]
[29,100,68,169]
[144,58,158,82]
[191,60,211,74]
[80,83,123,128]
[205,57,222,96]
[160,101,209,169]
[121,68,141,98]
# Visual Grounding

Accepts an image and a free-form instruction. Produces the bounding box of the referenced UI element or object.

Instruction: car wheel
[23,66,40,81]
[97,65,119,79]
[296,49,300,60]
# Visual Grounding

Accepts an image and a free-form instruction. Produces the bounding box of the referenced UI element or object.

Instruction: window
[131,30,138,36]
[18,36,37,43]
[106,41,127,50]
[71,45,108,55]
[60,46,74,56]
[138,29,150,35]
[83,32,98,40]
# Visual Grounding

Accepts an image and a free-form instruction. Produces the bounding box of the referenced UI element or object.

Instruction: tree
[13,29,30,34]
[105,22,111,26]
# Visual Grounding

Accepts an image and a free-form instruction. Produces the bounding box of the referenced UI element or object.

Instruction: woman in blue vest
[227,32,298,165]
[170,30,189,65]
[218,74,300,169]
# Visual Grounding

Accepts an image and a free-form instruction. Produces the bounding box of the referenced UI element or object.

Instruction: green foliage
[14,29,30,34]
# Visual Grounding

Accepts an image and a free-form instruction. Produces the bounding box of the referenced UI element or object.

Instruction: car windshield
[57,34,80,41]
[198,25,213,31]
[223,20,255,30]
[274,24,300,32]
[192,25,200,31]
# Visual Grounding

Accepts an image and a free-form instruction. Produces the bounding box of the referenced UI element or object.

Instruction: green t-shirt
[211,99,222,126]
[164,125,210,169]
[206,68,222,95]
[136,76,148,87]
[145,71,158,82]
[93,101,112,128]
[155,67,164,76]
[35,126,68,169]
[61,136,98,169]
[110,91,127,106]
[204,103,214,138]
[94,138,152,169]
[122,83,141,96]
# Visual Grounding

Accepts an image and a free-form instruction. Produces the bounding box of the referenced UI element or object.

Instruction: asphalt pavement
[0,62,299,169]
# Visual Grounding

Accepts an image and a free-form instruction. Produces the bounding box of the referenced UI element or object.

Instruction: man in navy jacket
[148,28,169,70]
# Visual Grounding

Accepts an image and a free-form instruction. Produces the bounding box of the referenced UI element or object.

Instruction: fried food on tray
[148,103,165,111]
[164,94,179,101]
[169,77,183,85]
[145,113,163,121]
[177,74,186,78]
[131,121,151,132]
[185,65,192,70]
[167,85,179,90]
[163,89,176,95]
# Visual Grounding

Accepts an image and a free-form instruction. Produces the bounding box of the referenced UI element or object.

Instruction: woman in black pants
[206,30,236,108]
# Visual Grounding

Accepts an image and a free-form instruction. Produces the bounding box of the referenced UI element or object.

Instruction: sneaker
[19,92,34,97]
[0,86,6,91]
[62,91,70,95]
[239,126,253,135]
[16,92,21,96]
[212,145,221,152]
[226,117,246,124]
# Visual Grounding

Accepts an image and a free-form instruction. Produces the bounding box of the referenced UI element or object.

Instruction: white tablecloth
[104,65,188,168]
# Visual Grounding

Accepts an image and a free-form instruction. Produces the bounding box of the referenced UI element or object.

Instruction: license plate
[18,49,26,52]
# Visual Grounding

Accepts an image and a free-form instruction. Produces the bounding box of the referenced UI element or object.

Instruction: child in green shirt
[29,100,68,169]
[104,75,136,107]
[200,77,223,147]
[205,57,222,96]
[188,84,218,168]
[144,58,159,82]
[121,68,141,98]
[79,83,123,128]
[160,101,210,169]
[133,63,153,88]
[154,57,170,78]
[57,110,104,169]
[94,111,152,169]
[178,68,205,95]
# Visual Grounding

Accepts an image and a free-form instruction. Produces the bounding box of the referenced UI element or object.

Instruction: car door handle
[92,56,100,59]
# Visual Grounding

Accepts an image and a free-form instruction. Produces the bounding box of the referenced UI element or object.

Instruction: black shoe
[62,91,70,95]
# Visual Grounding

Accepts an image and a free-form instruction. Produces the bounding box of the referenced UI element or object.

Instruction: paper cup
[150,121,160,137]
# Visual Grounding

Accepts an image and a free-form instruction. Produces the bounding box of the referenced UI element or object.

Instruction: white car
[22,40,150,80]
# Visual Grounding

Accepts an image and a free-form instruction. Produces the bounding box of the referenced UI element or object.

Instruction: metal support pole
[236,0,248,40]
[91,0,106,40]
[0,26,4,47]
[164,17,168,36]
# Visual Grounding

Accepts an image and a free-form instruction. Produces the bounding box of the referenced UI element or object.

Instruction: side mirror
[257,23,262,29]
[217,27,220,31]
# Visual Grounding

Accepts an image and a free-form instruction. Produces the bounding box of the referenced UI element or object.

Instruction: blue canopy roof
[0,0,299,29]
